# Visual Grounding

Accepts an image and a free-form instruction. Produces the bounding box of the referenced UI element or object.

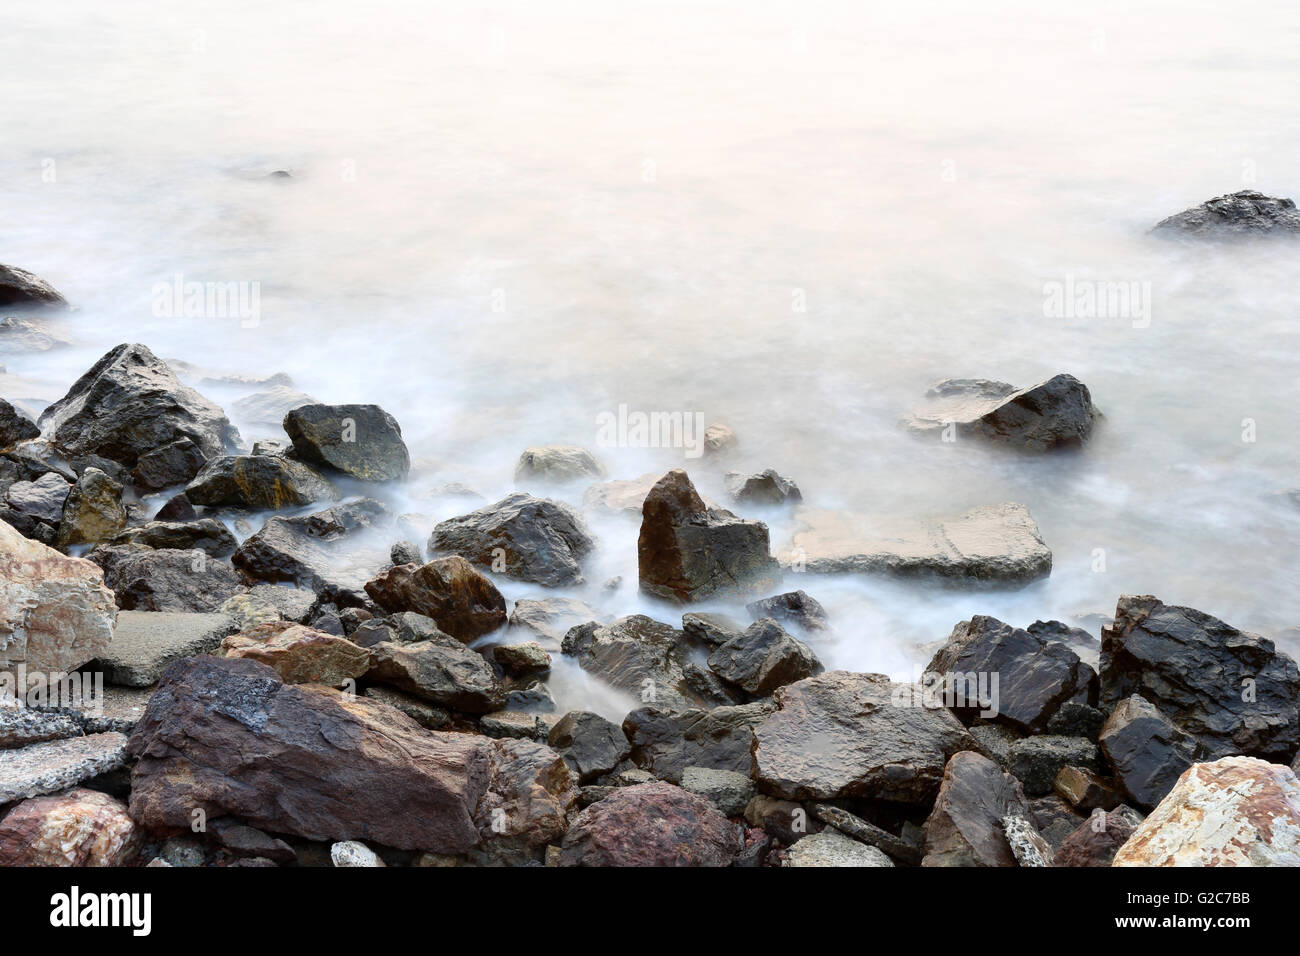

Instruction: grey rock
[724,469,802,507]
[365,638,505,714]
[0,732,129,802]
[922,750,1037,867]
[623,701,774,784]
[361,685,450,730]
[1006,736,1102,796]
[508,597,601,651]
[0,400,39,448]
[680,766,754,816]
[1098,694,1199,811]
[1152,189,1300,238]
[706,618,822,697]
[808,803,922,866]
[514,444,604,484]
[746,590,829,631]
[88,546,242,612]
[185,455,336,509]
[94,610,237,687]
[110,519,237,558]
[57,468,127,548]
[3,472,70,538]
[546,711,630,783]
[0,263,67,309]
[0,708,83,749]
[390,540,422,566]
[784,828,894,867]
[330,840,385,867]
[1003,814,1054,866]
[968,723,1023,767]
[283,404,410,482]
[681,612,745,647]
[902,374,1100,452]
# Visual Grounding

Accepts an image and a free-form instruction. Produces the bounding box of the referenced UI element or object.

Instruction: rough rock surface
[1113,757,1300,866]
[746,590,828,631]
[430,493,594,587]
[680,766,754,816]
[330,841,385,867]
[89,546,243,612]
[706,618,822,697]
[809,803,923,865]
[0,707,83,749]
[1003,814,1054,866]
[366,636,505,713]
[0,263,67,309]
[546,710,630,783]
[0,788,138,866]
[724,469,802,507]
[186,455,335,509]
[283,403,410,481]
[94,610,237,687]
[1054,805,1144,867]
[785,828,894,867]
[623,701,774,783]
[922,751,1038,867]
[222,621,371,686]
[1006,736,1101,796]
[0,732,129,802]
[1099,695,1200,810]
[515,444,605,484]
[558,781,737,866]
[110,519,237,557]
[2,471,70,539]
[364,555,507,642]
[902,374,1099,451]
[1152,190,1300,238]
[0,399,40,448]
[56,467,127,547]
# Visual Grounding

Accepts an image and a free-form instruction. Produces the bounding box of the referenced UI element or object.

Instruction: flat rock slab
[94,611,237,687]
[0,732,129,802]
[787,502,1051,588]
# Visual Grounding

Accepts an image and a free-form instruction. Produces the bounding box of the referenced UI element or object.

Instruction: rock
[492,642,551,676]
[0,263,67,309]
[109,518,237,557]
[1098,695,1201,811]
[921,751,1037,867]
[480,711,544,740]
[1113,757,1300,866]
[808,803,923,865]
[0,788,137,866]
[93,610,237,687]
[703,423,737,455]
[508,597,601,651]
[1028,619,1101,670]
[39,344,239,489]
[785,828,893,867]
[681,612,745,646]
[1028,794,1086,850]
[209,818,295,863]
[0,732,129,802]
[1151,189,1300,238]
[744,793,809,844]
[3,471,70,539]
[89,546,242,612]
[514,445,604,484]
[230,386,316,429]
[430,493,594,587]
[156,836,206,867]
[1003,815,1054,866]
[546,711,630,783]
[623,701,774,783]
[968,723,1022,767]
[507,684,557,714]
[217,584,315,630]
[185,455,335,509]
[706,618,822,697]
[562,615,732,711]
[364,556,507,642]
[902,374,1099,452]
[366,637,505,713]
[1054,765,1122,812]
[130,439,210,491]
[1045,700,1105,740]
[746,590,828,632]
[1100,595,1300,761]
[788,502,1052,588]
[471,737,577,864]
[362,685,450,730]
[330,841,385,867]
[127,655,570,852]
[222,621,371,686]
[56,467,127,547]
[233,499,391,601]
[724,469,802,507]
[283,403,410,481]
[1006,736,1101,796]
[637,469,779,603]
[0,399,39,448]
[753,671,977,803]
[558,781,737,866]
[0,708,83,749]
[680,766,754,816]
[390,540,422,565]
[1054,805,1145,867]
[154,493,197,522]
[0,316,71,352]
[582,473,661,516]
[0,520,116,673]
[925,615,1097,733]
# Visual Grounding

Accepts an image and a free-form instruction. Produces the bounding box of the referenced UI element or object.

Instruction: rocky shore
[1,193,1299,868]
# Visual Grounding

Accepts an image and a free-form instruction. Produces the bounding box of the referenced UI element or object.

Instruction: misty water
[3,1,1299,719]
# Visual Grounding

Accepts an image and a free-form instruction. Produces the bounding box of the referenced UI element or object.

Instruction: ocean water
[3,0,1299,718]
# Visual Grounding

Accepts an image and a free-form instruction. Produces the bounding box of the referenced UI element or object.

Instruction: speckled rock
[0,732,129,802]
[784,828,894,867]
[558,781,737,867]
[330,841,386,867]
[0,788,137,866]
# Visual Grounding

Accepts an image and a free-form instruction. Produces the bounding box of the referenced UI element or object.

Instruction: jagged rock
[558,781,737,866]
[283,403,410,481]
[2,471,70,539]
[331,841,385,867]
[185,455,335,509]
[808,803,922,865]
[390,540,422,565]
[491,642,550,676]
[622,701,774,783]
[1152,189,1300,238]
[788,502,1052,588]
[230,386,316,430]
[56,467,127,547]
[154,493,197,522]
[638,469,779,603]
[546,711,630,783]
[1054,765,1122,812]
[746,590,828,631]
[1028,619,1101,670]
[680,767,754,816]
[1045,700,1106,739]
[366,637,505,713]
[0,788,137,866]
[507,597,601,651]
[724,469,802,507]
[785,828,893,866]
[1003,815,1054,866]
[1113,757,1300,866]
[681,612,744,646]
[514,445,604,484]
[88,546,242,612]
[38,344,239,488]
[902,374,1099,452]
[0,520,116,673]
[1006,736,1101,796]
[364,555,507,642]
[925,615,1097,732]
[753,671,977,803]
[0,263,67,309]
[0,708,83,749]
[1053,805,1145,867]
[430,493,594,587]
[471,737,578,864]
[1101,595,1300,760]
[480,711,544,740]
[968,723,1022,768]
[110,518,237,557]
[0,732,129,802]
[1099,695,1201,811]
[222,621,371,686]
[0,399,39,448]
[706,618,822,697]
[93,610,237,687]
[1028,794,1086,850]
[921,751,1038,867]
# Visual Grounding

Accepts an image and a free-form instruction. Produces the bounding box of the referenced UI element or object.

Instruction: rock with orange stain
[222,620,370,686]
[0,787,138,866]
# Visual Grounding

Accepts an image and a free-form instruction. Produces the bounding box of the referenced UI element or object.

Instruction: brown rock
[558,781,738,866]
[1053,765,1121,812]
[922,751,1038,867]
[1053,805,1144,867]
[471,738,577,864]
[0,788,138,866]
[221,621,371,686]
[364,556,507,642]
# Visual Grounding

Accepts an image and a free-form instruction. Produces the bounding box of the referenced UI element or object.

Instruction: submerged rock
[185,454,336,509]
[364,555,507,642]
[515,444,605,484]
[230,385,316,430]
[582,473,661,516]
[1152,189,1300,238]
[283,403,410,482]
[0,263,67,309]
[902,374,1099,452]
[508,597,602,651]
[558,781,737,866]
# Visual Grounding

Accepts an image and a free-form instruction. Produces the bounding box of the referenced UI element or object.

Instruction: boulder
[752,671,978,803]
[1098,695,1200,811]
[185,455,335,509]
[0,788,137,866]
[1053,805,1145,867]
[902,374,1099,452]
[638,469,779,603]
[514,444,604,484]
[724,469,802,507]
[0,315,71,351]
[222,621,371,686]
[390,540,421,565]
[1053,765,1122,812]
[0,263,67,309]
[0,399,39,448]
[88,546,242,612]
[788,502,1052,588]
[1151,190,1300,238]
[93,610,237,687]
[363,555,507,642]
[546,711,631,783]
[681,612,745,647]
[430,493,594,587]
[491,641,551,676]
[1006,736,1101,796]
[622,701,774,783]
[0,732,129,802]
[507,597,601,651]
[283,403,410,481]
[38,344,239,488]
[558,781,737,866]
[471,737,578,864]
[785,828,894,867]
[1100,595,1300,760]
[1113,757,1300,866]
[706,618,822,697]
[921,751,1039,867]
[109,518,237,557]
[366,637,505,713]
[746,590,828,631]
[57,467,127,547]
[2,471,70,539]
[0,520,116,673]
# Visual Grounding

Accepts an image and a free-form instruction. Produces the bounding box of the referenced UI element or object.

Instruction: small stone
[785,828,894,867]
[1002,815,1054,866]
[331,840,386,867]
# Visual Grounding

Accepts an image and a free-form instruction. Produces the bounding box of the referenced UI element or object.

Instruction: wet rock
[902,374,1099,452]
[680,766,753,816]
[364,555,507,642]
[638,469,779,603]
[623,701,774,783]
[785,828,893,866]
[0,263,67,309]
[0,732,129,802]
[746,590,828,632]
[515,444,605,484]
[0,399,39,448]
[93,610,236,687]
[558,781,737,866]
[331,840,385,867]
[366,637,505,713]
[1151,189,1300,238]
[230,386,316,430]
[508,597,601,651]
[706,618,822,697]
[185,455,335,509]
[0,788,137,866]
[2,471,70,539]
[789,502,1052,588]
[921,751,1037,867]
[925,615,1097,732]
[724,469,802,507]
[1102,595,1300,761]
[1113,757,1300,866]
[1003,815,1054,866]
[546,711,630,783]
[430,493,594,587]
[89,546,242,612]
[390,540,422,565]
[808,803,923,865]
[507,684,558,714]
[39,344,239,488]
[0,520,116,673]
[154,493,198,522]
[1098,695,1200,810]
[1028,619,1101,670]
[682,612,745,647]
[283,403,410,481]
[1006,736,1101,796]
[110,518,237,557]
[56,467,127,547]
[1053,805,1145,867]
[222,621,371,686]
[752,671,977,803]
[131,438,210,492]
[492,641,551,677]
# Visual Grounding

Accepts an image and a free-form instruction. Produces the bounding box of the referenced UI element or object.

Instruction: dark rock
[706,618,822,697]
[1006,736,1101,796]
[968,723,1023,767]
[0,263,67,309]
[1152,189,1300,238]
[185,455,335,509]
[1053,805,1144,867]
[1045,701,1106,740]
[902,374,1100,452]
[109,519,237,557]
[1028,619,1100,669]
[283,403,410,481]
[679,766,754,816]
[0,400,39,448]
[88,546,242,612]
[390,540,422,566]
[152,489,198,523]
[361,685,450,730]
[681,612,744,646]
[724,469,802,507]
[2,472,70,539]
[1097,695,1199,811]
[745,590,828,631]
[131,438,209,492]
[209,819,296,863]
[430,493,594,587]
[365,637,505,713]
[921,751,1039,867]
[546,711,630,783]
[1027,794,1087,851]
[364,555,507,642]
[809,803,923,865]
[558,781,737,866]
[622,702,774,784]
